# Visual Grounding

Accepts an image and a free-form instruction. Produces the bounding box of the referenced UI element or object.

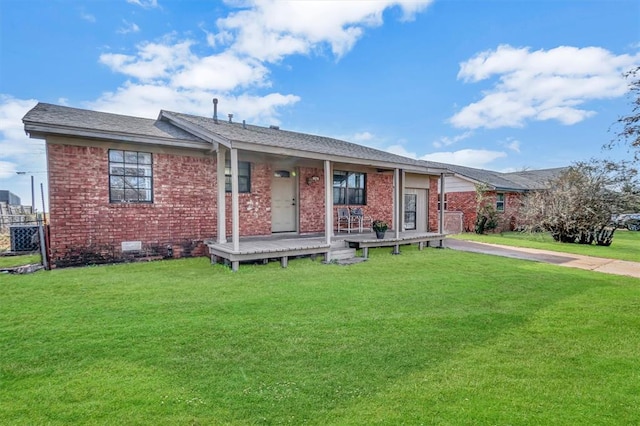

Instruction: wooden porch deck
[343,231,446,259]
[205,231,446,271]
[205,236,331,272]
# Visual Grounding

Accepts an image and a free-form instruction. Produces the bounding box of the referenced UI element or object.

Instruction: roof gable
[23,103,207,148]
[422,160,567,191]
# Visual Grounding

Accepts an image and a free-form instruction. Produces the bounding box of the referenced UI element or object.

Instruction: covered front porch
[205,230,446,271]
[162,110,453,271]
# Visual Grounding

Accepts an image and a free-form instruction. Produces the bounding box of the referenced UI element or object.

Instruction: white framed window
[437,193,448,211]
[496,193,505,212]
[109,150,153,203]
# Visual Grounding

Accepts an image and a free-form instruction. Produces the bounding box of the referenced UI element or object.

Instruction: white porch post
[394,168,401,239]
[324,160,332,245]
[230,148,240,252]
[439,172,446,234]
[216,147,227,244]
[400,169,406,233]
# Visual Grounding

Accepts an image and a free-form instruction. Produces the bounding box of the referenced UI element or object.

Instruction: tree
[474,184,498,234]
[519,160,639,245]
[609,66,640,161]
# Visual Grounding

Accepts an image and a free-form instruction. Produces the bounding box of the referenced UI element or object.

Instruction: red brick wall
[446,191,477,232]
[498,192,524,231]
[47,144,217,267]
[363,173,394,228]
[46,142,408,266]
[224,162,271,237]
[428,177,439,231]
[299,167,326,233]
[441,189,524,233]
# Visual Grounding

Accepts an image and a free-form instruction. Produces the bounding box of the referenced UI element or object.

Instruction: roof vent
[242,120,246,129]
[269,125,280,130]
[212,98,218,124]
[228,113,233,123]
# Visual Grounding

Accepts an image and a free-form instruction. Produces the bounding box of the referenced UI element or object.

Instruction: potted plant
[372,220,388,239]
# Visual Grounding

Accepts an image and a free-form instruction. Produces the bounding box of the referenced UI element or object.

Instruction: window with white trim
[496,193,505,212]
[437,193,448,211]
[109,150,153,203]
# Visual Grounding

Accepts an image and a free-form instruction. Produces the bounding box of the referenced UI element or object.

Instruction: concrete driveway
[445,239,640,279]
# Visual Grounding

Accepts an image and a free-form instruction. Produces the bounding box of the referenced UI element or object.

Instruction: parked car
[612,213,640,230]
[625,214,640,231]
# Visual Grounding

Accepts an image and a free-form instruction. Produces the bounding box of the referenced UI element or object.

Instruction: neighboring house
[0,190,21,206]
[0,190,35,234]
[425,162,566,232]
[23,103,451,268]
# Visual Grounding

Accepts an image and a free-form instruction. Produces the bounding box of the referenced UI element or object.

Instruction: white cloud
[216,0,433,62]
[94,1,434,125]
[421,149,507,168]
[0,160,18,179]
[87,82,300,123]
[352,131,374,142]
[387,144,508,169]
[433,131,473,148]
[117,20,141,35]
[501,137,521,153]
[451,45,640,129]
[0,95,48,206]
[100,39,194,81]
[386,144,417,159]
[95,35,298,122]
[231,93,301,125]
[0,96,38,144]
[80,12,96,23]
[171,53,270,91]
[126,0,158,9]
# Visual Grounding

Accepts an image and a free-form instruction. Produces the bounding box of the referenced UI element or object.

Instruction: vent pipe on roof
[212,98,218,124]
[242,120,246,129]
[269,125,280,130]
[228,113,233,123]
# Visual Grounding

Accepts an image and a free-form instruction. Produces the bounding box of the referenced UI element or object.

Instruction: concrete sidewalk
[445,239,640,279]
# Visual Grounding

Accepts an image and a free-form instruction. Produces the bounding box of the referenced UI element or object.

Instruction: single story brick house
[23,102,452,268]
[427,162,566,232]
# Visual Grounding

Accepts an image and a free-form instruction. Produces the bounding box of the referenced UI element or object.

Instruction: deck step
[330,240,348,249]
[330,247,356,260]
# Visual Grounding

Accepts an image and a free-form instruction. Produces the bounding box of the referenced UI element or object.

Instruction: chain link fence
[1,215,44,253]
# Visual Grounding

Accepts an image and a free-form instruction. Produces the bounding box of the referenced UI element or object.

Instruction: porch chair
[349,207,373,233]
[336,207,358,233]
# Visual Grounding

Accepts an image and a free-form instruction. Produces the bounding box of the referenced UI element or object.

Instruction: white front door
[271,171,297,233]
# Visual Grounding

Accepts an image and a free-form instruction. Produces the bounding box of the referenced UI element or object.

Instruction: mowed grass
[453,229,640,262]
[0,254,41,268]
[1,247,639,425]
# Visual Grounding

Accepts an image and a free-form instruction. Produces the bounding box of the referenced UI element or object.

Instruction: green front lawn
[0,254,41,268]
[453,229,640,262]
[1,248,639,425]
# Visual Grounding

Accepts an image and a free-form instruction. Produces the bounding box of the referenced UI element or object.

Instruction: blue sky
[1,0,639,208]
